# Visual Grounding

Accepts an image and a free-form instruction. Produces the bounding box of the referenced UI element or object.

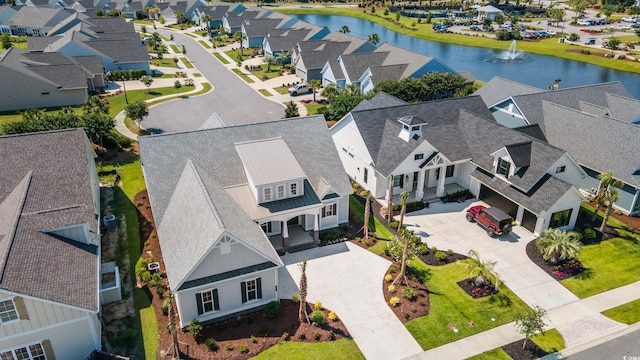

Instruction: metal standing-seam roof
[234,138,307,186]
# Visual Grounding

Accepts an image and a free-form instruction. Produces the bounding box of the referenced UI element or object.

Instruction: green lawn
[250,338,364,360]
[560,205,640,298]
[348,194,393,255]
[170,44,181,53]
[249,64,284,80]
[273,86,290,95]
[302,101,325,115]
[532,328,565,353]
[108,86,178,117]
[213,52,230,64]
[232,68,255,83]
[225,49,251,62]
[602,298,640,324]
[0,106,84,127]
[181,57,194,68]
[275,7,640,74]
[258,89,273,97]
[466,348,512,360]
[150,58,179,68]
[406,259,530,350]
[198,40,212,49]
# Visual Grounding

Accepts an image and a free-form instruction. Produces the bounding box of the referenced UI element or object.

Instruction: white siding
[337,196,348,224]
[389,141,439,191]
[184,236,270,284]
[0,314,98,360]
[175,267,279,328]
[330,114,375,188]
[547,153,585,188]
[45,224,87,244]
[540,188,583,233]
[455,162,477,191]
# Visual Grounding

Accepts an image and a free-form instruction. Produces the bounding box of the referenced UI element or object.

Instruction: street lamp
[121,76,129,104]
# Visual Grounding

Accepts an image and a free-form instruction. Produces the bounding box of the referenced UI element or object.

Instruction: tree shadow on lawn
[571,268,594,281]
[488,293,513,307]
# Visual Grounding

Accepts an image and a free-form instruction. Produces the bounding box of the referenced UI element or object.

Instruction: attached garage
[479,185,518,219]
[521,209,537,232]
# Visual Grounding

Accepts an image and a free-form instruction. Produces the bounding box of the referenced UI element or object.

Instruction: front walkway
[278,242,423,360]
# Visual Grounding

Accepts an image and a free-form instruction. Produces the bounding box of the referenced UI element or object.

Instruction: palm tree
[276,50,291,66]
[392,228,417,286]
[387,174,394,222]
[592,171,624,222]
[600,188,619,232]
[367,33,380,46]
[167,293,181,359]
[201,14,212,34]
[308,79,322,102]
[397,190,409,231]
[339,25,351,33]
[467,249,501,290]
[263,55,275,72]
[234,31,247,57]
[361,190,372,241]
[536,229,583,264]
[320,83,340,100]
[392,191,410,286]
[298,260,310,324]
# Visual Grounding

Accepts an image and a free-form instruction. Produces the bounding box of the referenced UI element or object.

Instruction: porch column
[436,165,446,197]
[313,214,320,244]
[516,205,524,225]
[415,169,426,201]
[533,216,546,237]
[282,221,289,250]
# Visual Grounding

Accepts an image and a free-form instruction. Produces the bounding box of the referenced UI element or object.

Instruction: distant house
[331,93,586,235]
[475,77,640,215]
[0,128,106,360]
[5,6,73,35]
[139,116,352,327]
[474,5,503,21]
[193,2,245,29]
[222,9,263,34]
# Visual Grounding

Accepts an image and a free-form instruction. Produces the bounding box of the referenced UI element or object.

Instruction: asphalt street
[567,328,640,360]
[143,30,284,134]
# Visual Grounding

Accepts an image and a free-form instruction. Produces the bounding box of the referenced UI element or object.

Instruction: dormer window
[264,188,272,201]
[497,158,511,177]
[277,185,285,199]
[290,183,297,196]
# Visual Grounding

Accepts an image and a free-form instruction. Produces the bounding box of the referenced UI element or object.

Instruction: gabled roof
[242,18,282,37]
[374,43,434,77]
[235,137,307,186]
[0,129,98,311]
[158,160,282,291]
[140,116,352,225]
[6,6,73,33]
[323,31,375,53]
[351,91,407,112]
[265,28,312,53]
[297,40,351,70]
[513,124,547,143]
[473,76,542,107]
[339,51,388,82]
[198,4,231,19]
[505,142,531,168]
[0,47,87,89]
[224,10,260,27]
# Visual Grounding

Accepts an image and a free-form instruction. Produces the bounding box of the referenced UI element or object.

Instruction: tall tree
[124,101,149,133]
[284,101,299,118]
[308,79,322,103]
[83,113,115,147]
[367,33,380,45]
[397,190,409,231]
[387,174,394,222]
[361,190,372,241]
[263,55,275,72]
[600,187,619,232]
[201,14,212,34]
[83,95,110,115]
[298,260,310,324]
[388,229,418,286]
[592,171,623,222]
[467,249,500,289]
[276,50,291,66]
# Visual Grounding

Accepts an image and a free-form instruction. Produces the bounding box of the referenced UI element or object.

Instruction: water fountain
[485,40,528,63]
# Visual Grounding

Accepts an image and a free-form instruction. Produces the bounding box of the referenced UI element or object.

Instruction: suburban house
[4,6,73,36]
[321,43,457,92]
[139,116,352,328]
[473,4,503,20]
[152,0,205,24]
[330,93,586,235]
[0,129,104,359]
[193,2,245,29]
[475,77,640,215]
[0,7,17,34]
[262,25,327,60]
[291,32,376,83]
[222,9,264,34]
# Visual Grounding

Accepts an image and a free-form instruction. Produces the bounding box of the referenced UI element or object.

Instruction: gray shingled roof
[339,51,388,83]
[296,40,351,70]
[265,28,311,53]
[323,31,376,53]
[0,129,98,311]
[73,55,103,73]
[540,101,640,189]
[351,91,407,112]
[375,43,435,77]
[505,142,531,168]
[473,76,542,107]
[242,18,282,37]
[157,160,282,291]
[0,48,88,89]
[7,7,73,33]
[83,38,148,63]
[139,116,352,225]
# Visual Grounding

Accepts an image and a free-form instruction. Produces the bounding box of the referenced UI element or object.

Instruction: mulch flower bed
[382,267,430,323]
[502,339,549,360]
[525,240,586,280]
[418,251,468,266]
[133,191,351,360]
[456,279,499,298]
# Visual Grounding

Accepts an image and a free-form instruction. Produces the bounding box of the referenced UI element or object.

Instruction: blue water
[292,14,640,99]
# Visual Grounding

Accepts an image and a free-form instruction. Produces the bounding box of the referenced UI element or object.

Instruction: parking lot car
[622,16,638,23]
[288,84,312,96]
[466,205,513,237]
[585,38,596,45]
[470,25,481,31]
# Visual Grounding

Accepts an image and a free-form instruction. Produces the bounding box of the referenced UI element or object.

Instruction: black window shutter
[322,206,326,217]
[213,289,220,311]
[241,281,247,303]
[196,293,203,315]
[332,203,336,215]
[399,175,404,188]
[257,278,262,299]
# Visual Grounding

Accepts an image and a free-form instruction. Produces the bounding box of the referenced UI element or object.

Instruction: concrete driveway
[278,242,423,360]
[404,200,580,310]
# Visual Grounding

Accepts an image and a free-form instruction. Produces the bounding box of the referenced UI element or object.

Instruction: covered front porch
[260,212,321,254]
[387,183,466,206]
[269,225,317,254]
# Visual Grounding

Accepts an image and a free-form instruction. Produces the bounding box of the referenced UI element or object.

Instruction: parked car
[470,25,481,31]
[288,84,312,96]
[466,205,513,237]
[577,19,592,26]
[622,16,638,23]
[585,38,596,45]
[546,30,557,36]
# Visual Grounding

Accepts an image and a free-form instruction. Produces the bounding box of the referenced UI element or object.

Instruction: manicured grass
[146,82,212,107]
[170,44,181,53]
[232,68,255,83]
[532,328,565,353]
[11,42,27,50]
[251,338,364,360]
[108,86,178,117]
[406,259,530,350]
[258,89,273,96]
[466,348,512,360]
[302,101,325,115]
[181,57,194,68]
[213,52,230,64]
[193,73,202,77]
[225,49,251,62]
[250,64,284,80]
[602,298,640,325]
[273,86,290,95]
[560,205,640,298]
[184,33,197,38]
[198,40,212,49]
[0,106,84,127]
[275,7,640,74]
[348,194,394,255]
[150,58,179,68]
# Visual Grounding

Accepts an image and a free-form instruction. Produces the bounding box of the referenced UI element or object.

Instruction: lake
[291,14,640,99]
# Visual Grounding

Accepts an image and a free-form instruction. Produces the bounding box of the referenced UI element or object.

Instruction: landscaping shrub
[239,345,249,354]
[443,189,474,203]
[251,335,257,343]
[584,227,596,240]
[384,274,393,282]
[187,320,203,341]
[390,296,400,307]
[392,201,426,213]
[403,286,416,300]
[311,310,325,326]
[388,284,396,293]
[435,250,448,261]
[418,244,429,255]
[314,301,323,311]
[389,221,399,229]
[205,338,217,351]
[161,297,171,315]
[291,294,300,303]
[265,301,281,318]
[225,344,234,351]
[135,257,151,284]
[328,311,338,321]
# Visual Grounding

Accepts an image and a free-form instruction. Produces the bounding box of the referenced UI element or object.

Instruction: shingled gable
[158,160,282,292]
[473,76,542,107]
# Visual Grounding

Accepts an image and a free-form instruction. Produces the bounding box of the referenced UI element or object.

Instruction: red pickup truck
[466,205,513,237]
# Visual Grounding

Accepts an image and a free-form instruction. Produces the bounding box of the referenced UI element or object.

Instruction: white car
[546,30,557,36]
[288,83,312,96]
[621,16,638,23]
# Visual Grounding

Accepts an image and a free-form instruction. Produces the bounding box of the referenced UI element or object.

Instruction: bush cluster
[265,301,281,318]
[392,201,426,213]
[311,310,325,326]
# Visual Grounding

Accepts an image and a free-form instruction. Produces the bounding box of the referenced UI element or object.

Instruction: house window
[196,289,219,315]
[550,209,573,228]
[393,175,403,188]
[277,185,285,199]
[556,166,566,173]
[0,299,18,324]
[497,158,511,177]
[322,203,337,218]
[241,278,262,303]
[446,165,455,178]
[414,153,424,161]
[290,183,297,196]
[260,222,272,234]
[0,343,46,360]
[363,168,368,183]
[264,188,271,201]
[411,126,420,131]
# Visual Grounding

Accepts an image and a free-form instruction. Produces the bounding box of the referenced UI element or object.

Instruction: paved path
[278,242,423,360]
